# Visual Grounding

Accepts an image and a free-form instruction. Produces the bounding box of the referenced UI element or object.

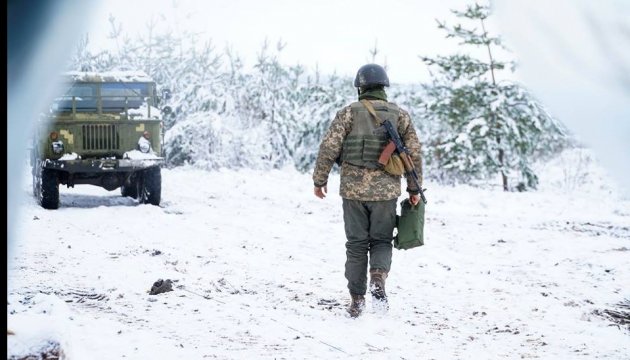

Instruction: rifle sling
[360,99,384,126]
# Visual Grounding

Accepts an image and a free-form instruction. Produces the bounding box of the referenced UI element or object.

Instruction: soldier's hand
[409,193,420,206]
[314,186,327,199]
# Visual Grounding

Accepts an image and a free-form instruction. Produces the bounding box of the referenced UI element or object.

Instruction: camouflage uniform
[313,98,423,296]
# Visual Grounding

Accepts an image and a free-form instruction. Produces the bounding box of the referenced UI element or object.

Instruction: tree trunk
[498,145,508,191]
[482,18,508,191]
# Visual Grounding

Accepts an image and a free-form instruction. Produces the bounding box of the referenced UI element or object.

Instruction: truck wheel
[39,169,59,209]
[139,167,161,206]
[121,175,138,198]
[32,157,42,198]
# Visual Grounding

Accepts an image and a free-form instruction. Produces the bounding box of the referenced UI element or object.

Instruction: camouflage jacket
[312,100,423,201]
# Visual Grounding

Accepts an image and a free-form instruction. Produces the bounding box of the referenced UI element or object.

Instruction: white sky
[87,0,496,83]
[493,0,630,192]
[8,151,630,358]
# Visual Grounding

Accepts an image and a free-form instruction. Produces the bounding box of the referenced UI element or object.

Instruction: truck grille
[82,124,120,150]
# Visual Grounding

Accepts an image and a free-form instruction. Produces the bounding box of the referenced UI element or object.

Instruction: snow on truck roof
[62,70,155,83]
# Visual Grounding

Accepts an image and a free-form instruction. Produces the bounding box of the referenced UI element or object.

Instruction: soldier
[312,64,423,318]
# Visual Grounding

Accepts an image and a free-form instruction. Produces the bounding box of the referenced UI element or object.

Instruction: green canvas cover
[394,199,425,250]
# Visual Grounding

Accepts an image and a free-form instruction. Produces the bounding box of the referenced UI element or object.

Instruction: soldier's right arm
[312,106,352,187]
[398,109,423,190]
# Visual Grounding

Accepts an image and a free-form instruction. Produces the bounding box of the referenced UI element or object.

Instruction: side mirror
[161,88,172,101]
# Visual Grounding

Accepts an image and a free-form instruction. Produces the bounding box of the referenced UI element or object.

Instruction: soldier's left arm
[312,106,352,187]
[398,109,423,190]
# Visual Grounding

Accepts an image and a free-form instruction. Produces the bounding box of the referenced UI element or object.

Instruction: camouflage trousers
[342,198,397,295]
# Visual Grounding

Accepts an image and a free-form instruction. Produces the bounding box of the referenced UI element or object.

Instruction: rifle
[361,100,427,204]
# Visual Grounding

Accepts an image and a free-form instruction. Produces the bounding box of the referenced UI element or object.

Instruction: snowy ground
[7,149,630,359]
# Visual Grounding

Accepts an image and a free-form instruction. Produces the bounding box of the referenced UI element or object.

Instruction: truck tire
[39,169,59,209]
[31,154,42,198]
[139,167,161,206]
[121,175,138,198]
[32,167,40,198]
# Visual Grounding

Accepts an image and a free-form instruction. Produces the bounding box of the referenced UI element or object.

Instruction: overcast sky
[87,0,495,84]
[493,0,629,192]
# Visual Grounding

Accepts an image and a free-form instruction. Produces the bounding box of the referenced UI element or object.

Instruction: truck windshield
[52,82,155,112]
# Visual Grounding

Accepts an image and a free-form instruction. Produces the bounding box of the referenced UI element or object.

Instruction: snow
[455,133,469,145]
[127,103,162,120]
[58,153,80,161]
[465,118,489,136]
[7,293,75,359]
[123,150,162,160]
[63,70,154,83]
[8,150,630,359]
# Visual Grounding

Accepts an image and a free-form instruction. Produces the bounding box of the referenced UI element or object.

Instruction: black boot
[347,294,366,318]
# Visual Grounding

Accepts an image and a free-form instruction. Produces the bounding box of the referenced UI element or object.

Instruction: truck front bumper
[42,158,164,173]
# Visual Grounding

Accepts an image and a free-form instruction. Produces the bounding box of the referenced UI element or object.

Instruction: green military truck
[31,71,171,209]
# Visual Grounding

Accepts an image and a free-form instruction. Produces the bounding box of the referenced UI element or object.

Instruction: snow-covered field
[7,150,630,359]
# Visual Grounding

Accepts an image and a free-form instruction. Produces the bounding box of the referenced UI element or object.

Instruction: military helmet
[354,63,390,88]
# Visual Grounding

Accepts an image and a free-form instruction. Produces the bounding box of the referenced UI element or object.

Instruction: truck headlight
[51,140,64,154]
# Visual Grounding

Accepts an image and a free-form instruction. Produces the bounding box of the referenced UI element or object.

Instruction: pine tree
[421,3,568,190]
